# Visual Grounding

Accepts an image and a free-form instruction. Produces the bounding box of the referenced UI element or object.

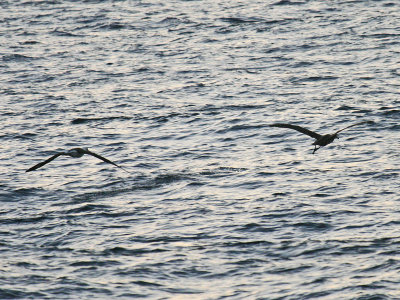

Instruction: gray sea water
[1,0,400,299]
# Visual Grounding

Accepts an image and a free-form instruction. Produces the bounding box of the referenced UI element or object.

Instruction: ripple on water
[1,0,400,299]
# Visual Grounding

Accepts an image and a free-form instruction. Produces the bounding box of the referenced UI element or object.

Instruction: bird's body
[270,121,369,153]
[26,147,128,172]
[66,148,86,158]
[311,133,336,148]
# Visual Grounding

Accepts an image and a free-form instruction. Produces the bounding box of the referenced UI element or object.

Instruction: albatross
[269,121,370,154]
[26,147,129,173]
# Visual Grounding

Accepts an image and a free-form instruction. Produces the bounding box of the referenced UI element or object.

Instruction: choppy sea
[1,0,400,299]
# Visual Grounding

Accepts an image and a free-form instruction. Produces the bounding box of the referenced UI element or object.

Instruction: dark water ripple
[1,0,400,299]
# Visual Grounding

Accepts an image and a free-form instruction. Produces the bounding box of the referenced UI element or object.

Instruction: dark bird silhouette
[26,147,129,173]
[269,121,369,154]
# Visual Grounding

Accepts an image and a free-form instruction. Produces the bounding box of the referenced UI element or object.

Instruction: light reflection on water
[1,0,400,299]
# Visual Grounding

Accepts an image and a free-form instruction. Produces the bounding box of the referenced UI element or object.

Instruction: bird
[26,147,129,173]
[269,121,370,154]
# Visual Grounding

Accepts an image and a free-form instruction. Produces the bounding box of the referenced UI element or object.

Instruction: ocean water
[1,0,400,299]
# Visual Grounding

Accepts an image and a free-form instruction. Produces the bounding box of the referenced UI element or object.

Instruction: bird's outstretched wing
[335,121,370,134]
[26,153,64,172]
[85,149,129,173]
[269,123,321,139]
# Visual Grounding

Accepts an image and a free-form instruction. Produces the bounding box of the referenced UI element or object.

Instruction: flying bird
[26,147,129,173]
[269,121,370,154]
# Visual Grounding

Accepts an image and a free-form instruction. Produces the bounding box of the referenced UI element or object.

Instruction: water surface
[1,0,400,299]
